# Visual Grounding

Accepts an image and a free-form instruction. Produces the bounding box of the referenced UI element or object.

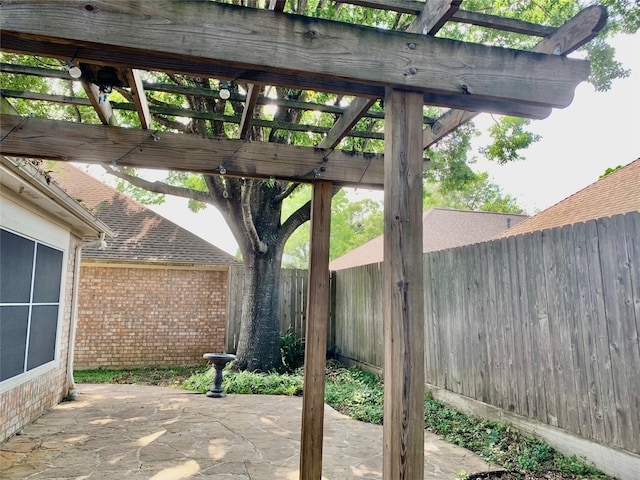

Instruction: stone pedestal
[203,353,236,398]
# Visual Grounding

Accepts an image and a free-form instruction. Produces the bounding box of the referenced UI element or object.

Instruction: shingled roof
[329,208,528,270]
[49,164,239,265]
[497,158,640,238]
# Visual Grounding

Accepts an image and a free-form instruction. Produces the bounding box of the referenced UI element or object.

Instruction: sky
[145,32,639,256]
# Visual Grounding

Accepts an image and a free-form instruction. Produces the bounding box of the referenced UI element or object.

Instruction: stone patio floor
[0,384,498,479]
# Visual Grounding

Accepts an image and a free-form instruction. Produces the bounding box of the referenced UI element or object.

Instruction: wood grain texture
[0,0,589,111]
[596,215,640,449]
[422,4,608,147]
[82,81,116,126]
[383,89,424,479]
[300,181,333,480]
[318,97,377,150]
[121,68,151,129]
[0,115,387,187]
[406,0,462,35]
[451,10,555,37]
[239,84,260,140]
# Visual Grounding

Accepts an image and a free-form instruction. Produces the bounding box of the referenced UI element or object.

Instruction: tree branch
[280,199,311,243]
[273,181,301,203]
[241,179,268,254]
[102,164,212,203]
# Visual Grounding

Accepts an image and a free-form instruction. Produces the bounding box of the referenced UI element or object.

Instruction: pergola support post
[383,88,425,479]
[300,180,333,480]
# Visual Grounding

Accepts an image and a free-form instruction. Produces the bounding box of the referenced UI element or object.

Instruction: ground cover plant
[74,363,610,480]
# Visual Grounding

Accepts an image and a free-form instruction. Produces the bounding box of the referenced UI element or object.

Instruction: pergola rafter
[0,1,608,479]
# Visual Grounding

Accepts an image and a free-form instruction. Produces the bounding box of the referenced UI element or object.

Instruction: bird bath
[203,353,236,398]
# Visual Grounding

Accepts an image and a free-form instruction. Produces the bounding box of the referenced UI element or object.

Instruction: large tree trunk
[233,231,286,372]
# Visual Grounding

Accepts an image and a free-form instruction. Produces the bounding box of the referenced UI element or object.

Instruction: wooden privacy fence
[226,212,639,455]
[333,211,640,455]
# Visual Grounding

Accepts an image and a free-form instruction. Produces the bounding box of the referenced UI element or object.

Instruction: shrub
[280,328,305,372]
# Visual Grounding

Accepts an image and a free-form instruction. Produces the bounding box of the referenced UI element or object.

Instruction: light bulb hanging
[219,82,231,100]
[67,61,82,79]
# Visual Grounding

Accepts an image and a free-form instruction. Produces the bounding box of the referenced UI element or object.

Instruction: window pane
[0,306,29,381]
[27,305,59,370]
[33,244,63,303]
[0,229,34,303]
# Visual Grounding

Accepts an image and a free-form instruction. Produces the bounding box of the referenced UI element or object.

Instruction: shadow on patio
[1,384,495,479]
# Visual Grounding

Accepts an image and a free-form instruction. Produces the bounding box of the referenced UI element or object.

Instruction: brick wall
[1,235,76,443]
[75,264,228,368]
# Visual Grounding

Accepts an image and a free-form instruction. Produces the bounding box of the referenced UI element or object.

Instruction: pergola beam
[406,0,462,35]
[239,84,260,140]
[318,97,377,150]
[0,114,396,188]
[423,4,608,148]
[322,0,461,151]
[0,1,590,115]
[82,81,116,126]
[0,89,388,141]
[121,68,151,129]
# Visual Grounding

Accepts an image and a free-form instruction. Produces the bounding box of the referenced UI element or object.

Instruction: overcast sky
[148,32,639,255]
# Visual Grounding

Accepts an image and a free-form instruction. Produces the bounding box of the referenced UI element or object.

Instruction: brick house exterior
[49,164,240,369]
[1,157,112,443]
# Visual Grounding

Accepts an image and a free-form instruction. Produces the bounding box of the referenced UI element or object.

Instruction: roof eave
[1,156,114,239]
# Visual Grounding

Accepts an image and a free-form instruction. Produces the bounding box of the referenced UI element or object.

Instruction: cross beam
[423,4,608,148]
[1,0,589,116]
[0,115,398,188]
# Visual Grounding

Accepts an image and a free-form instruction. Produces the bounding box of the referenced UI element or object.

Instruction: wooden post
[300,180,333,480]
[383,88,425,479]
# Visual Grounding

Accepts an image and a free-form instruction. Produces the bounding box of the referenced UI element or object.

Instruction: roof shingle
[49,164,240,265]
[497,158,640,238]
[329,208,527,270]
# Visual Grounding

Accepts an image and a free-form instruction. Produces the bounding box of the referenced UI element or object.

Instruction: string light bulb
[219,82,231,100]
[67,61,82,79]
[219,165,227,175]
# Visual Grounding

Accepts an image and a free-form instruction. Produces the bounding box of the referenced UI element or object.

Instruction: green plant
[74,366,206,386]
[280,328,305,372]
[423,399,609,479]
[324,363,384,424]
[182,368,304,396]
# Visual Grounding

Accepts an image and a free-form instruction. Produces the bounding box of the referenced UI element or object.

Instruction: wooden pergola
[0,1,606,478]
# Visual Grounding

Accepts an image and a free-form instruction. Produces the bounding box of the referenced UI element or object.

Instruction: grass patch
[74,365,208,387]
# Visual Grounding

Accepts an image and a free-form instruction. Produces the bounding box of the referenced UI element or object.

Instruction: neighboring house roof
[329,208,528,270]
[497,158,640,238]
[49,163,239,265]
[1,156,113,239]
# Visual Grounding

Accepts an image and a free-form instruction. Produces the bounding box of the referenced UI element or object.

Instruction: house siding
[75,264,228,368]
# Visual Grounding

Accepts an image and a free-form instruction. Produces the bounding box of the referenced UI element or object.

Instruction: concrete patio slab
[1,384,496,479]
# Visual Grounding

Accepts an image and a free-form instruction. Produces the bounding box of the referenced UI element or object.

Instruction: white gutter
[66,232,108,399]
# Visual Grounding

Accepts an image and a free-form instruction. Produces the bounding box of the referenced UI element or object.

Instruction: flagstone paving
[1,384,497,479]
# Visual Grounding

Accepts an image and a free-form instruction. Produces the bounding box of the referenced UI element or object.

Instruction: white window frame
[0,197,70,392]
